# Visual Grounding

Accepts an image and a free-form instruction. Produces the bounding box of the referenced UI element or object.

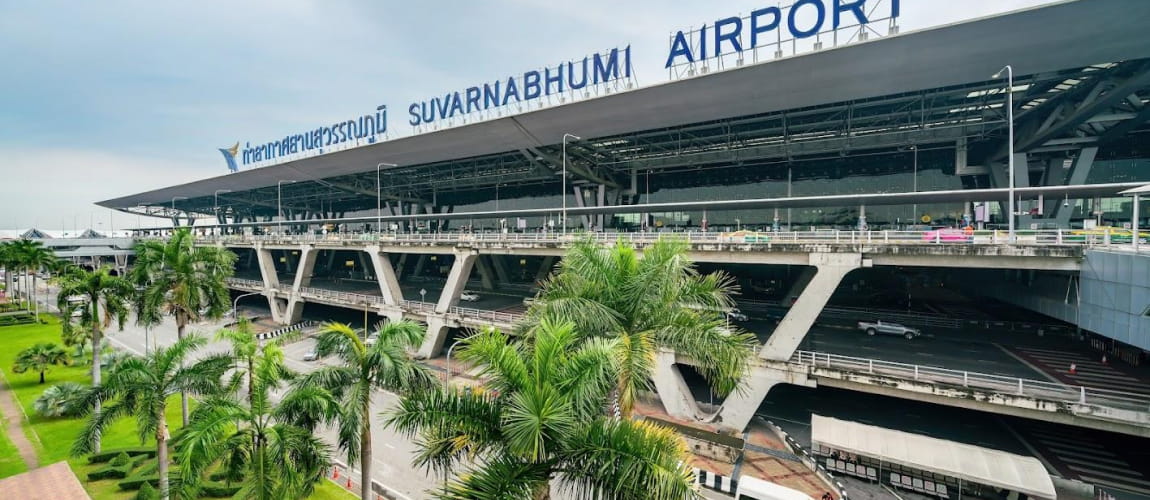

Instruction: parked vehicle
[857,320,921,339]
[303,348,319,361]
[365,332,379,346]
[460,291,480,302]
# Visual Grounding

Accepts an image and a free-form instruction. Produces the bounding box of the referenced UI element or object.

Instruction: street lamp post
[376,162,397,233]
[445,340,462,388]
[993,65,1015,242]
[277,180,296,235]
[561,134,581,234]
[232,291,261,323]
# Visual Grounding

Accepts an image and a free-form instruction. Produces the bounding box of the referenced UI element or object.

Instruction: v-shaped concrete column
[657,253,858,431]
[760,253,860,361]
[364,246,403,306]
[417,250,478,358]
[283,245,318,324]
[255,247,287,323]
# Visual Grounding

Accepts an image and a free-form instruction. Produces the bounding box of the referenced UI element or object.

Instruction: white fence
[792,350,1150,412]
[191,228,1133,247]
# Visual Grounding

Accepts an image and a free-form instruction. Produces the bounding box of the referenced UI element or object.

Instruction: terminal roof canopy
[811,415,1056,499]
[99,0,1150,215]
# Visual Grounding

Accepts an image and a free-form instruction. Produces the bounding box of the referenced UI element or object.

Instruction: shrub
[111,451,131,467]
[136,481,158,500]
[33,382,91,418]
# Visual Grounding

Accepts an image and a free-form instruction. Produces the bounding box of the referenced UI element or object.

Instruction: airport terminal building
[86,2,1150,493]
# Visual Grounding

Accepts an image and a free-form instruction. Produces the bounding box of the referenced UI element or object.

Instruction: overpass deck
[198,230,1090,271]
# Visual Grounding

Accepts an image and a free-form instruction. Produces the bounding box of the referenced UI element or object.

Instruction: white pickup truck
[857,320,921,340]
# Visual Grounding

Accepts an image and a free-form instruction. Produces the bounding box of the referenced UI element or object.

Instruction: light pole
[445,340,462,388]
[171,197,187,228]
[993,65,1015,242]
[232,291,261,323]
[376,162,397,233]
[561,133,581,234]
[277,180,296,235]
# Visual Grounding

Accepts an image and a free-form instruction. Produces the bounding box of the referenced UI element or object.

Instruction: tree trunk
[157,417,170,500]
[91,327,103,453]
[31,275,38,319]
[38,371,44,384]
[177,318,189,427]
[533,481,551,500]
[361,401,372,500]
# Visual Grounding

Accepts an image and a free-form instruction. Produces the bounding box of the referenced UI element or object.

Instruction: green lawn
[0,317,357,499]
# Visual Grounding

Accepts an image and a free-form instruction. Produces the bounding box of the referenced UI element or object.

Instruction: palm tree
[9,239,56,318]
[387,320,700,500]
[215,317,258,405]
[131,227,236,425]
[177,342,333,500]
[55,265,134,453]
[0,242,17,303]
[13,342,71,384]
[528,237,757,418]
[72,335,232,500]
[288,320,434,500]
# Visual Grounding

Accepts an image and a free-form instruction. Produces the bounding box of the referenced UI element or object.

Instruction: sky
[0,0,1062,230]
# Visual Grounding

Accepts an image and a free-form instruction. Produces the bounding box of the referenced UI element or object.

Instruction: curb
[695,467,737,494]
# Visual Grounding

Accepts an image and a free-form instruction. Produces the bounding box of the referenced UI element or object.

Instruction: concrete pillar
[417,316,451,359]
[436,251,478,313]
[714,366,785,434]
[394,254,409,280]
[357,252,371,279]
[365,247,404,305]
[489,255,511,284]
[255,248,280,289]
[760,253,860,361]
[652,351,704,420]
[534,256,558,284]
[783,267,817,306]
[474,256,496,290]
[412,254,429,279]
[291,246,318,291]
[323,249,337,274]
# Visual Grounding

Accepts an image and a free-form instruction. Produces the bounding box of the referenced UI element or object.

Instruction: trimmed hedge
[88,447,156,464]
[88,464,131,481]
[118,474,158,491]
[201,481,241,498]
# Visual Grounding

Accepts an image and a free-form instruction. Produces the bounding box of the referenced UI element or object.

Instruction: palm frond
[559,418,699,500]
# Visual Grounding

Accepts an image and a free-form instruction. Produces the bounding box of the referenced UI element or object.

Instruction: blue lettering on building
[238,105,388,166]
[408,46,632,127]
[665,0,898,68]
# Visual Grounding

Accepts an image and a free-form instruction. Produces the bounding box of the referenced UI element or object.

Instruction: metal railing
[228,278,264,290]
[449,306,522,325]
[190,228,1134,247]
[297,286,386,306]
[792,350,1150,412]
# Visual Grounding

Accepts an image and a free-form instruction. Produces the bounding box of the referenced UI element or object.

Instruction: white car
[726,308,749,322]
[460,291,480,302]
[365,333,379,346]
[303,348,319,361]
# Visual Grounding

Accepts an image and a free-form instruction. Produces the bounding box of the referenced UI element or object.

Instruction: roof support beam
[1014,63,1150,152]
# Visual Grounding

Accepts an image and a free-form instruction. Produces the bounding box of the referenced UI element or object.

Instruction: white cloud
[0,148,210,230]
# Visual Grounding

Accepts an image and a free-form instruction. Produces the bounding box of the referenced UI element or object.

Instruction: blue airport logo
[218,142,239,173]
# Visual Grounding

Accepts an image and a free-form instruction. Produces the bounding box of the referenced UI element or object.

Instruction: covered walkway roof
[811,415,1056,499]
